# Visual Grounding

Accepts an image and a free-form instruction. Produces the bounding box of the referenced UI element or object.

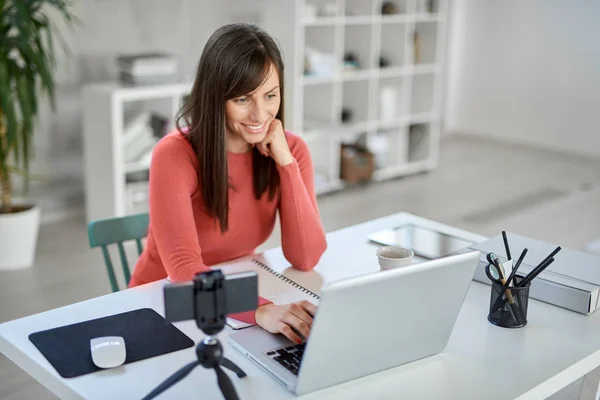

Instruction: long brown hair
[176,23,284,233]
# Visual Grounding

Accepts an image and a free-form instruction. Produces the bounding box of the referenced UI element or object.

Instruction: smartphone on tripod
[164,270,259,324]
[143,270,259,400]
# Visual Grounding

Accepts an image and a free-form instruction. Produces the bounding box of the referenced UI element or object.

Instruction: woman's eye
[266,94,277,100]
[235,97,248,104]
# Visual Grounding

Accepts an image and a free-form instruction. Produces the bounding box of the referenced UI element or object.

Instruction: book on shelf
[117,52,179,85]
[119,71,178,86]
[117,52,177,75]
[123,111,169,166]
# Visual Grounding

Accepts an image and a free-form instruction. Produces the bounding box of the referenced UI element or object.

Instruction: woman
[129,23,327,344]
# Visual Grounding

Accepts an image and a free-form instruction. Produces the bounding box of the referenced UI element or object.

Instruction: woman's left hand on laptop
[255,301,317,344]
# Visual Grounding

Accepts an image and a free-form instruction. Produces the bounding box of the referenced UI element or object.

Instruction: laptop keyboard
[265,343,305,376]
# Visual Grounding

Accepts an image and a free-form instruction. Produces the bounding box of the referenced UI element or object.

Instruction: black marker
[517,246,561,287]
[506,248,528,287]
[517,257,556,288]
[502,231,512,261]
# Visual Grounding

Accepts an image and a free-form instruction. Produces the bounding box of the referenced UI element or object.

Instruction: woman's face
[225,63,281,152]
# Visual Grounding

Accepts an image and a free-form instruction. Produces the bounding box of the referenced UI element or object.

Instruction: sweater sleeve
[276,132,327,271]
[148,136,209,282]
[148,135,270,325]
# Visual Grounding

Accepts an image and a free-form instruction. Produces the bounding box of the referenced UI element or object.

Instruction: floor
[2,134,600,399]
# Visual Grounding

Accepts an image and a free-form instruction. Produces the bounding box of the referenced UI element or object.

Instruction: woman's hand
[255,301,317,344]
[255,119,294,166]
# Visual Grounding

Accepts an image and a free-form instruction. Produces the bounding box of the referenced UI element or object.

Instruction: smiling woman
[128,23,327,345]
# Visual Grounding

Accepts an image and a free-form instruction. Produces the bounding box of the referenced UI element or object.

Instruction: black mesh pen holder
[488,275,530,328]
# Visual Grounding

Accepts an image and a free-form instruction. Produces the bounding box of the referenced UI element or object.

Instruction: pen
[502,231,512,261]
[487,253,521,323]
[517,246,561,288]
[506,248,528,287]
[517,257,555,288]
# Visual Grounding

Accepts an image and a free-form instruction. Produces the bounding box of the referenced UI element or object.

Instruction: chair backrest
[87,213,149,292]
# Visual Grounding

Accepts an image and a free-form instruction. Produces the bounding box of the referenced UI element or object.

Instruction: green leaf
[24,68,38,116]
[20,123,31,193]
[16,74,34,183]
[0,57,18,155]
[35,16,56,69]
[3,57,21,152]
[20,44,55,110]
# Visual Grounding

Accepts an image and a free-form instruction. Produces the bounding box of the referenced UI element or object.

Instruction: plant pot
[0,204,41,269]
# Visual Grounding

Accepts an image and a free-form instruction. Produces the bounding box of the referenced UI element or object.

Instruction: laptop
[228,251,480,395]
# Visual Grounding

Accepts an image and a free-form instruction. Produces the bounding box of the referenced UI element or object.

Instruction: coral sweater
[129,130,327,324]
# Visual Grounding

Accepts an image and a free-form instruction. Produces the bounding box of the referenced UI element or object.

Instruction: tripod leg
[142,360,199,400]
[222,357,247,378]
[215,365,241,400]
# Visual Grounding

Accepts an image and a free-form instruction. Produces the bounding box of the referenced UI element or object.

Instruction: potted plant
[0,0,75,269]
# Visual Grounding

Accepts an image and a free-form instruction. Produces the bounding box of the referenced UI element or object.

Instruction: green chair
[87,213,149,292]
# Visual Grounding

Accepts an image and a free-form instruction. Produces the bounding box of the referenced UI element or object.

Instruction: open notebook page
[213,258,320,329]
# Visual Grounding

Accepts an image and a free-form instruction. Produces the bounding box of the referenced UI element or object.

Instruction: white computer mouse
[90,336,126,369]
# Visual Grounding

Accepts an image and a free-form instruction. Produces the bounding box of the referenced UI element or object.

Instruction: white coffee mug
[376,246,414,270]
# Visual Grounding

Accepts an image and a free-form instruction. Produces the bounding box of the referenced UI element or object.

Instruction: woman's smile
[242,121,268,134]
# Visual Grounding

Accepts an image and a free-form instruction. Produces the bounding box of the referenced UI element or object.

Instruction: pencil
[518,257,556,288]
[502,231,512,261]
[517,246,561,287]
[536,246,561,271]
[506,248,528,287]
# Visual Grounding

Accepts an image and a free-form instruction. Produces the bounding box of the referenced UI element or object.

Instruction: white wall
[445,0,600,158]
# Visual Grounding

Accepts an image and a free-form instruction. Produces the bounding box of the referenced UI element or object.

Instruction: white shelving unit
[262,0,448,194]
[82,82,191,222]
[82,0,448,222]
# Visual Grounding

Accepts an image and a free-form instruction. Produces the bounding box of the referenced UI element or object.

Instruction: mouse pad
[28,308,194,378]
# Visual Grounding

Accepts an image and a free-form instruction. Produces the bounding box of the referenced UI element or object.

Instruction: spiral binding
[251,259,320,300]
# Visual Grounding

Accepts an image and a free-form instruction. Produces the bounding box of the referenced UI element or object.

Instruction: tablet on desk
[368,224,475,260]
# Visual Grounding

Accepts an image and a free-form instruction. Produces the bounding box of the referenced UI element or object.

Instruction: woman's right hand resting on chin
[255,301,317,344]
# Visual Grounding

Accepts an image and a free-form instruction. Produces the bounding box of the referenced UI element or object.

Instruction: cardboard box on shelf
[340,143,374,184]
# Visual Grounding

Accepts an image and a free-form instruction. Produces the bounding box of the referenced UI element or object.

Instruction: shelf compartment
[379,0,409,16]
[343,24,374,72]
[341,80,371,125]
[414,0,443,14]
[379,22,407,69]
[412,22,438,65]
[303,82,336,130]
[121,99,172,172]
[345,0,376,16]
[410,73,435,114]
[408,123,431,163]
[304,134,338,194]
[371,127,409,171]
[302,0,341,23]
[305,26,338,78]
[376,76,409,122]
[124,181,149,215]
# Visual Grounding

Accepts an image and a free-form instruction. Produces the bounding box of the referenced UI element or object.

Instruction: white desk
[2,213,600,399]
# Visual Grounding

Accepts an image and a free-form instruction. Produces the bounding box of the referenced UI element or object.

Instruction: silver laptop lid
[295,251,480,395]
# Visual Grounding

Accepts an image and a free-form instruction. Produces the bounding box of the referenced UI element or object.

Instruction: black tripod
[142,336,246,400]
[143,270,252,400]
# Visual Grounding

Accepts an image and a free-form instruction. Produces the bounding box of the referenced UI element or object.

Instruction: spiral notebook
[214,258,320,329]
